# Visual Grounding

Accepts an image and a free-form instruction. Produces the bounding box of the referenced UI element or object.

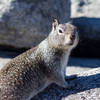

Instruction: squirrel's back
[0,46,50,100]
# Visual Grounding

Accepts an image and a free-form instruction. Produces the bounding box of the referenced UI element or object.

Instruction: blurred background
[0,0,100,75]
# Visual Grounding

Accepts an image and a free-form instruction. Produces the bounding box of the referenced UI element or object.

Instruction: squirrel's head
[48,18,79,50]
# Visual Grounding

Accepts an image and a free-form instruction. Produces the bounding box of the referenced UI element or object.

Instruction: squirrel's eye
[59,29,63,33]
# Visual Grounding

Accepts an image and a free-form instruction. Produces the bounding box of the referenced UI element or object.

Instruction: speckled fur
[0,19,78,100]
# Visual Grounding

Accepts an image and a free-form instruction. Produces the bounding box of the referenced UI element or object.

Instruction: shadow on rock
[32,72,100,100]
[71,17,100,58]
[68,57,100,68]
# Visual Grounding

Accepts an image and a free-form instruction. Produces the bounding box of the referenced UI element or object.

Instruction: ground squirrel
[0,18,78,100]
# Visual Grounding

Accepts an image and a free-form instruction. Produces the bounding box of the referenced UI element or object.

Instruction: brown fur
[0,19,78,100]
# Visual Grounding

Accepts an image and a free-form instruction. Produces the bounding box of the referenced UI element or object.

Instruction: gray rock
[0,58,10,70]
[0,0,70,48]
[32,68,100,100]
[71,17,100,58]
[71,0,100,57]
[71,0,100,17]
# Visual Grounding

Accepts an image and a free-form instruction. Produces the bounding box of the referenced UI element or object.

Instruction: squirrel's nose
[70,34,75,40]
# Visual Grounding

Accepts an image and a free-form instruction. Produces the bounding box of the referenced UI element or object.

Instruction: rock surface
[33,68,100,100]
[71,0,100,17]
[71,0,100,57]
[0,0,70,48]
[71,17,100,58]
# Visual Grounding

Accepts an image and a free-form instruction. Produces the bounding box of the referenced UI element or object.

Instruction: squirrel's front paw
[61,80,76,89]
[65,74,77,81]
[64,75,77,89]
[55,75,77,89]
[66,81,77,89]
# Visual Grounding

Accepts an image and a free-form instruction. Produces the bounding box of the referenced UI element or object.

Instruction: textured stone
[71,0,100,57]
[71,0,100,17]
[63,68,100,100]
[0,0,70,49]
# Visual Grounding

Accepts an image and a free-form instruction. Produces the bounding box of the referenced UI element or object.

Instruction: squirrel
[0,18,78,100]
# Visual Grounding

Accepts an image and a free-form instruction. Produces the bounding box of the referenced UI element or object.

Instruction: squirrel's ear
[52,18,59,29]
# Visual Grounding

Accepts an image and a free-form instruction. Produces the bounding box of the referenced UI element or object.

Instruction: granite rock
[71,0,100,57]
[71,0,100,17]
[0,0,70,49]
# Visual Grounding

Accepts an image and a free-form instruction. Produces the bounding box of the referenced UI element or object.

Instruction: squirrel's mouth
[68,41,74,45]
[64,38,75,46]
[68,34,77,46]
[68,37,75,45]
[64,40,74,46]
[68,34,79,46]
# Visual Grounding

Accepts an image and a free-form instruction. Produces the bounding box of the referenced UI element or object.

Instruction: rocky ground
[0,50,100,100]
